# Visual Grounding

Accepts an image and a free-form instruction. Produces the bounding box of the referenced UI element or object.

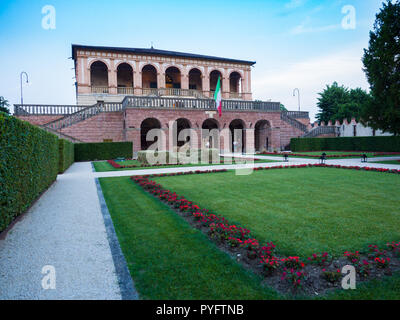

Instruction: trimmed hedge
[291,136,400,152]
[137,149,220,165]
[59,139,75,173]
[74,142,133,162]
[0,113,59,232]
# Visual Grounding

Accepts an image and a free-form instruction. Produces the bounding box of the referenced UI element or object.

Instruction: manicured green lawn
[99,174,400,299]
[322,273,400,300]
[153,168,400,258]
[371,160,400,165]
[99,177,281,300]
[93,158,277,172]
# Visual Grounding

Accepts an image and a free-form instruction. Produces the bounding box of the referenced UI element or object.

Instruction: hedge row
[137,149,219,165]
[0,113,59,232]
[290,136,400,152]
[59,139,75,173]
[74,142,133,162]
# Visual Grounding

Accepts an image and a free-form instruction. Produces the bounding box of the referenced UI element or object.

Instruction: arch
[172,118,192,148]
[165,66,181,89]
[254,120,271,152]
[163,64,184,74]
[189,68,202,91]
[88,59,111,70]
[90,61,109,90]
[202,118,220,149]
[229,119,246,153]
[141,118,162,150]
[117,63,133,94]
[210,70,223,93]
[142,64,158,90]
[229,71,242,95]
[202,118,220,130]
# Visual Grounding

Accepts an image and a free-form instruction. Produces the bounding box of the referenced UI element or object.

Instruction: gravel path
[0,163,122,300]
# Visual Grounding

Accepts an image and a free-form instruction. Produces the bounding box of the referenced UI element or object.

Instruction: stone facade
[14,45,310,152]
[22,108,305,152]
[73,45,255,105]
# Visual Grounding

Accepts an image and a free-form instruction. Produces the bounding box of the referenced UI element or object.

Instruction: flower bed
[131,164,400,296]
[107,157,263,169]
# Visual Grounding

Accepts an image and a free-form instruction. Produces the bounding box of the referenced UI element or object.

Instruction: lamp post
[20,72,29,105]
[293,88,300,111]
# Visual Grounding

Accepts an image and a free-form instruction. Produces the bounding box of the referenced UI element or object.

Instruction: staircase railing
[44,102,123,131]
[302,126,337,138]
[281,112,308,133]
[39,125,83,143]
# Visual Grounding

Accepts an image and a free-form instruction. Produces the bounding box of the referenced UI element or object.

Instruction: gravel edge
[95,178,139,300]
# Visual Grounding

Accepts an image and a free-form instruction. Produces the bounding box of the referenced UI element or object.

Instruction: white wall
[338,122,392,137]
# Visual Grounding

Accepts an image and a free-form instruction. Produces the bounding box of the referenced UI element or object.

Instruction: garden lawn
[152,168,400,258]
[98,177,281,300]
[93,158,277,172]
[371,160,400,165]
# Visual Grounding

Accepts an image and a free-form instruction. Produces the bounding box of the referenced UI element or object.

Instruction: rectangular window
[353,125,357,137]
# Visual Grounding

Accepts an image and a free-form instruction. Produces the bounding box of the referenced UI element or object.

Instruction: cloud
[252,46,370,121]
[290,16,341,35]
[285,0,306,9]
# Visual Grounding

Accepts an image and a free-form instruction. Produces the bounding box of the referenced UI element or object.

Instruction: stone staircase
[280,111,308,133]
[44,102,123,131]
[302,125,336,138]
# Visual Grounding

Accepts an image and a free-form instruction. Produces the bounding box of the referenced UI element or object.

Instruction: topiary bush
[58,139,74,173]
[0,113,59,232]
[291,136,400,152]
[74,142,133,162]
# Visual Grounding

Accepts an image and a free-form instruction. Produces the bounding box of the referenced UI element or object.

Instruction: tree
[0,96,10,114]
[280,103,288,111]
[316,83,371,124]
[362,0,400,135]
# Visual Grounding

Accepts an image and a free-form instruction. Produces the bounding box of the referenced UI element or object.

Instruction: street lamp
[20,71,29,105]
[293,88,300,111]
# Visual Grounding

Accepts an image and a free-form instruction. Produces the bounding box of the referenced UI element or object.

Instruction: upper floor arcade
[72,45,255,104]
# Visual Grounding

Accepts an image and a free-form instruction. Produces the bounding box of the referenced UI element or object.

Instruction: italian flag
[214,76,222,117]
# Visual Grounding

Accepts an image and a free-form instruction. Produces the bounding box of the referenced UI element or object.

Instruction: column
[109,59,117,95]
[222,75,229,99]
[202,67,210,96]
[181,71,189,90]
[270,127,281,152]
[78,57,90,94]
[134,61,142,95]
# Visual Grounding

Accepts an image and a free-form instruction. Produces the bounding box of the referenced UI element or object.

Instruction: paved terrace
[1,156,399,300]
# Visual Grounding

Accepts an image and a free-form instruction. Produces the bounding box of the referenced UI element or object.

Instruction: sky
[0,0,384,120]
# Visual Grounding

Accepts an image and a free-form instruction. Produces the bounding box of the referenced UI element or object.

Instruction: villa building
[14,44,314,152]
[73,44,254,105]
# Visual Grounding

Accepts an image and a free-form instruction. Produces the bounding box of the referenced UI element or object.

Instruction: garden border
[95,178,139,301]
[131,164,400,296]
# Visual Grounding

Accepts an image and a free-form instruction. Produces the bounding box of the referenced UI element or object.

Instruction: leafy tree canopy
[315,82,370,124]
[280,104,288,111]
[362,0,400,135]
[0,96,10,114]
